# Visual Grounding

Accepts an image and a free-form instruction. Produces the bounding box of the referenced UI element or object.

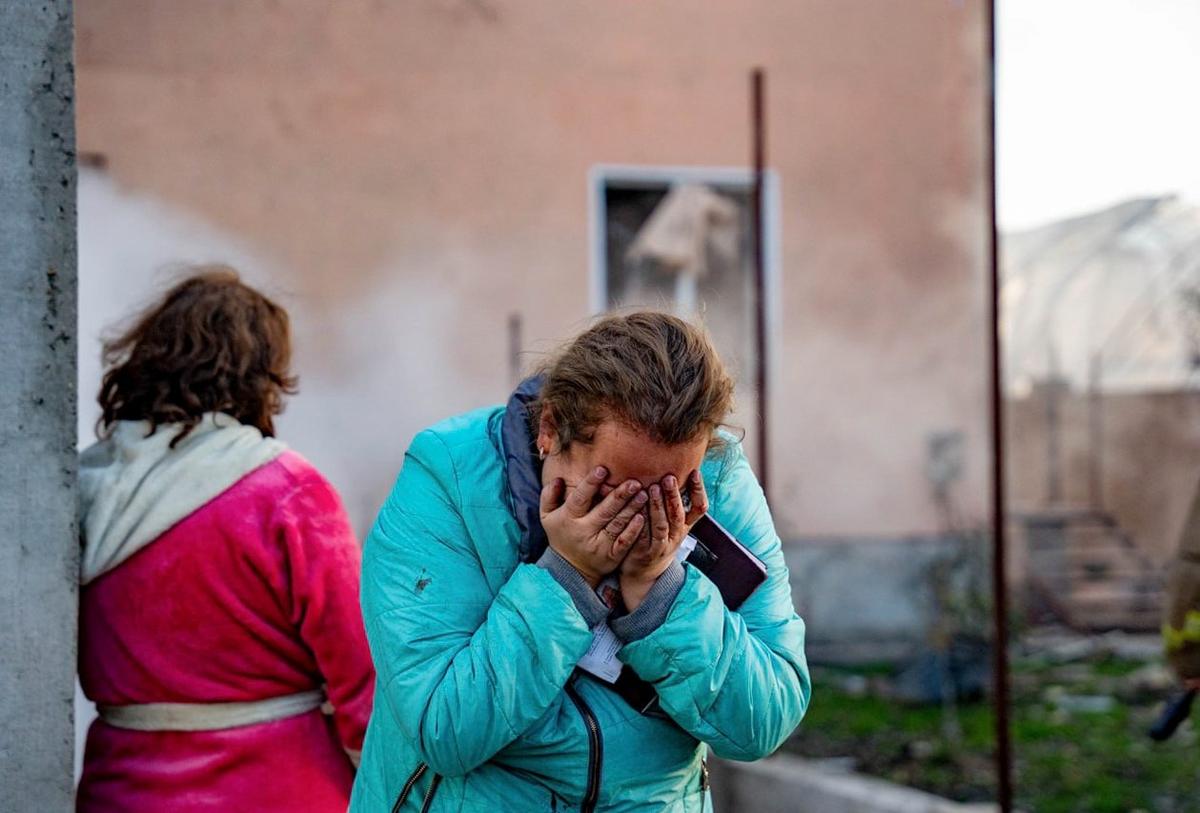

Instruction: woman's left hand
[618,470,708,611]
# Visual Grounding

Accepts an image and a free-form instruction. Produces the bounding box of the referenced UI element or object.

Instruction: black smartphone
[686,513,767,610]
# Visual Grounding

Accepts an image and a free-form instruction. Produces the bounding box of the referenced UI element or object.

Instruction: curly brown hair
[97,266,298,445]
[534,311,735,451]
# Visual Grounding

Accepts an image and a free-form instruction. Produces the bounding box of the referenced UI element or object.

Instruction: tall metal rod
[1045,344,1062,505]
[751,68,769,499]
[1088,353,1104,511]
[985,2,1014,809]
[508,312,523,387]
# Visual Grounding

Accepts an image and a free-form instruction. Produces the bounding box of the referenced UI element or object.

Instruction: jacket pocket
[392,763,443,813]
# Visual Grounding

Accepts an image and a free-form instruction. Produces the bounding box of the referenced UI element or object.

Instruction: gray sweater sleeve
[537,547,610,629]
[609,561,686,643]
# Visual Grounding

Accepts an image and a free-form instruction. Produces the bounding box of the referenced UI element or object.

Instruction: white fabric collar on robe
[79,412,286,585]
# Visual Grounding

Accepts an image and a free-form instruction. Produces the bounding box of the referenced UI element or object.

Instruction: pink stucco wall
[74,0,990,538]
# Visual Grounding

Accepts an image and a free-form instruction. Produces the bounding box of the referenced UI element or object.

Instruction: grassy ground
[785,657,1200,812]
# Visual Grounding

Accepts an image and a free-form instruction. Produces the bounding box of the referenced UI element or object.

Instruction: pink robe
[77,451,375,812]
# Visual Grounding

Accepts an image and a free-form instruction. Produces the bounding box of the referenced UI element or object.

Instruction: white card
[577,621,624,683]
[575,534,699,684]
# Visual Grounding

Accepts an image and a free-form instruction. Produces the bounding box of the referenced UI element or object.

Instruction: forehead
[585,420,707,486]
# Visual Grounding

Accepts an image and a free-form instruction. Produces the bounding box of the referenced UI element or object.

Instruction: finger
[565,466,607,518]
[590,479,642,527]
[663,474,687,530]
[539,478,566,517]
[684,469,709,525]
[611,512,645,561]
[648,484,670,549]
[604,487,648,537]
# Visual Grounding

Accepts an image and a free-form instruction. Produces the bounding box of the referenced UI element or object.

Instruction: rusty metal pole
[751,68,769,499]
[508,312,523,388]
[1046,344,1063,505]
[1088,353,1104,511]
[985,1,1014,809]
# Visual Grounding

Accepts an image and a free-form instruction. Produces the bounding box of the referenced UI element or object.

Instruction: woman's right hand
[540,466,648,588]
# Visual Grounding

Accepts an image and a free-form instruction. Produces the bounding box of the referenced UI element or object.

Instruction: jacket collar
[501,375,547,563]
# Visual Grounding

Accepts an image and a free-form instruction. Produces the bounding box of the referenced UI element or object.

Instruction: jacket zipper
[419,774,442,813]
[565,681,603,813]
[392,763,433,813]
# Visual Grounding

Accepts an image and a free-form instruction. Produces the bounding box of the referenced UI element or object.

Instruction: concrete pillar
[0,1,78,809]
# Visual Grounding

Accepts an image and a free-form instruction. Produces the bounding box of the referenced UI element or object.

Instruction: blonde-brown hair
[97,266,297,445]
[535,311,735,451]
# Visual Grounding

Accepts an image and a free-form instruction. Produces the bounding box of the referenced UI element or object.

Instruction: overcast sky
[997,0,1200,230]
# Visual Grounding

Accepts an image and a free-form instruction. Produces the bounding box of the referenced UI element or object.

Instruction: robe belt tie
[97,689,325,732]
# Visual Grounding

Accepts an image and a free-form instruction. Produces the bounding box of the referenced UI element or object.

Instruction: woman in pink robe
[76,268,375,812]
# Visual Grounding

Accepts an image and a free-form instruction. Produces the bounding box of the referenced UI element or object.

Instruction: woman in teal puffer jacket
[351,312,810,812]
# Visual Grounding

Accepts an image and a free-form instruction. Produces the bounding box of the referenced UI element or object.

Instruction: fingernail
[594,466,606,478]
[627,481,641,494]
[692,471,702,484]
[665,475,677,489]
[635,491,648,504]
[650,485,661,499]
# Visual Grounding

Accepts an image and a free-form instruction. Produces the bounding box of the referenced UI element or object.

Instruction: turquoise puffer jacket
[350,403,810,812]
